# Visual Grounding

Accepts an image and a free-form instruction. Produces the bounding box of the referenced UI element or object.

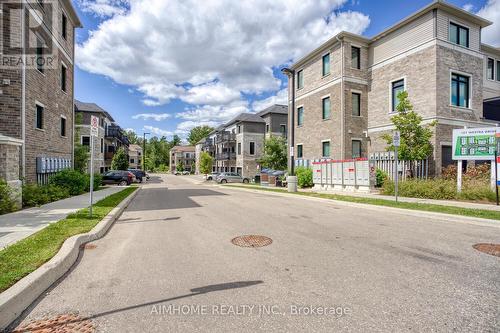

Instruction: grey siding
[436,9,481,51]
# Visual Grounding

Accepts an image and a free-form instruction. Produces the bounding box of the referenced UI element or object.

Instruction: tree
[111,147,129,170]
[73,113,88,173]
[381,91,435,161]
[187,126,214,146]
[258,135,288,170]
[176,160,184,172]
[125,130,142,145]
[199,152,214,174]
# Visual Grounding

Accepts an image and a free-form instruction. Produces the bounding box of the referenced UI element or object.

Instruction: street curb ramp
[0,187,140,331]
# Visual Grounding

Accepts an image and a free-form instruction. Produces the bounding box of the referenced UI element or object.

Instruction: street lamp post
[143,132,150,171]
[281,67,297,192]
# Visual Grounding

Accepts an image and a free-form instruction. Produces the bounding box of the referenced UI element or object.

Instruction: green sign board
[452,127,499,161]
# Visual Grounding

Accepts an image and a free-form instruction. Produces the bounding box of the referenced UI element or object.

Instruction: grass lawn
[0,186,137,293]
[225,184,500,221]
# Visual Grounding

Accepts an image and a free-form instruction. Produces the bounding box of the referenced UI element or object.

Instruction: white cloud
[132,113,171,121]
[77,0,370,106]
[252,88,288,111]
[463,3,474,12]
[477,0,500,46]
[78,0,130,18]
[143,125,173,137]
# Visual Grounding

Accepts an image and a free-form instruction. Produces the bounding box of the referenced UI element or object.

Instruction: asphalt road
[11,174,500,332]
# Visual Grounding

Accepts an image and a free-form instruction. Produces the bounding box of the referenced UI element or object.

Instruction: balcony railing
[216,132,236,144]
[215,152,236,160]
[106,125,130,146]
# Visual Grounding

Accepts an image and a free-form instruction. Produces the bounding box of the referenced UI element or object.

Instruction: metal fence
[370,151,428,181]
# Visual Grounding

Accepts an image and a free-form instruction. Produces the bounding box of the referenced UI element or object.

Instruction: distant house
[128,144,143,169]
[169,146,196,173]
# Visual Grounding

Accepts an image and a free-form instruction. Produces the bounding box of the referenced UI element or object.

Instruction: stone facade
[0,136,23,207]
[0,0,81,183]
[128,144,143,169]
[169,146,195,173]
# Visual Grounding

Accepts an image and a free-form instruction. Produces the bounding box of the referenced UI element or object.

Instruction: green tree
[187,126,213,146]
[125,130,140,144]
[258,135,288,170]
[199,152,213,174]
[176,160,184,172]
[381,91,435,160]
[73,113,88,173]
[111,147,129,170]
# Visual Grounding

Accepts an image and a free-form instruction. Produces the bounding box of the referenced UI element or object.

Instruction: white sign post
[393,131,401,202]
[89,116,99,217]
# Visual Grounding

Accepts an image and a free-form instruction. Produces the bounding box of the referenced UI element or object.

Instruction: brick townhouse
[170,146,195,173]
[195,104,288,179]
[284,0,500,176]
[75,100,131,174]
[128,144,143,169]
[0,0,82,184]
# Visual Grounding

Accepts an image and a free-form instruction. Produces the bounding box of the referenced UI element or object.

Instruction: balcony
[216,152,236,160]
[106,125,130,146]
[216,131,236,144]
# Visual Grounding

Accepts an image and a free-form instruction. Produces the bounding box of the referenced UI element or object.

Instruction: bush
[375,169,388,188]
[296,167,313,188]
[85,173,102,192]
[0,179,18,215]
[22,183,70,208]
[50,169,87,196]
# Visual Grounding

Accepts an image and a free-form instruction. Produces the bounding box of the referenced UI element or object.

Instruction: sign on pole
[89,115,99,217]
[393,131,400,202]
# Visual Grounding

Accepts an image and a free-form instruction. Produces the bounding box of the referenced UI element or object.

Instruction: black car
[102,170,134,186]
[128,169,147,183]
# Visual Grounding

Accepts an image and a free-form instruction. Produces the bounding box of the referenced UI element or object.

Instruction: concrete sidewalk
[0,186,125,249]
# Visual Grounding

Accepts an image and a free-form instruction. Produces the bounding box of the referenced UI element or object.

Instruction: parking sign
[90,115,99,137]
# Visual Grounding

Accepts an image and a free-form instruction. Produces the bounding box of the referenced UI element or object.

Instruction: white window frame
[389,76,406,114]
[449,69,472,110]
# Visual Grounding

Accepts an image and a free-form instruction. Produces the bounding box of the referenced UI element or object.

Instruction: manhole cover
[231,235,272,248]
[80,243,97,250]
[473,243,500,257]
[12,314,94,333]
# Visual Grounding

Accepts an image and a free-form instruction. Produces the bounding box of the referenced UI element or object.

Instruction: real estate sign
[452,127,500,161]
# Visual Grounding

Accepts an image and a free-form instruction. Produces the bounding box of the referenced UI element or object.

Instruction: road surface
[10,174,500,332]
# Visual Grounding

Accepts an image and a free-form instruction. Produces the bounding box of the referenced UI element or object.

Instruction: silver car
[216,172,250,184]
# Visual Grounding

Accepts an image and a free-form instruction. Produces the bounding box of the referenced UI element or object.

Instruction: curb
[221,185,500,228]
[0,187,140,331]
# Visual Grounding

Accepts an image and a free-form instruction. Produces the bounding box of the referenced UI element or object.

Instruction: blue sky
[73,0,497,140]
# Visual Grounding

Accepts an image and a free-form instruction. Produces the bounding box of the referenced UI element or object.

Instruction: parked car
[102,170,135,186]
[216,172,250,184]
[204,172,220,181]
[182,170,190,175]
[128,169,146,183]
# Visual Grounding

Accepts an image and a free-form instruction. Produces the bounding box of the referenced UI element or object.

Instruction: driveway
[10,174,500,332]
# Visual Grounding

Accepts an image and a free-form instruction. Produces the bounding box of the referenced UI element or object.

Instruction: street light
[281,67,297,192]
[143,132,150,171]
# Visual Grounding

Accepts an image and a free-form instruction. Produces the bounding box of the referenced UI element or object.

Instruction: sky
[73,0,500,141]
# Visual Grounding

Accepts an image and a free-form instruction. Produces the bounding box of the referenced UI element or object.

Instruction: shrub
[111,147,129,170]
[85,173,102,192]
[22,183,70,208]
[375,169,388,188]
[50,169,87,196]
[296,167,313,188]
[0,179,18,215]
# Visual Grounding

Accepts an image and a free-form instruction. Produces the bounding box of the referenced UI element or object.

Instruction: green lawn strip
[225,184,500,221]
[0,186,137,293]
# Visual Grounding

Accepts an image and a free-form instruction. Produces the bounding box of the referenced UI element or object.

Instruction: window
[352,93,361,116]
[130,158,135,164]
[391,79,405,112]
[451,73,470,108]
[60,117,66,136]
[266,124,270,132]
[280,124,286,136]
[297,144,303,158]
[351,46,361,69]
[322,97,330,120]
[36,104,44,129]
[297,70,304,89]
[36,38,44,73]
[352,140,361,158]
[297,107,304,126]
[62,13,67,39]
[82,136,90,146]
[237,125,241,133]
[322,141,330,158]
[100,138,104,153]
[449,22,469,47]
[498,61,500,82]
[237,142,241,155]
[322,53,330,76]
[487,58,494,80]
[61,64,67,92]
[249,142,255,155]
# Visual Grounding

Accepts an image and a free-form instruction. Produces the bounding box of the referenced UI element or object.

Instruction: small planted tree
[111,147,129,170]
[258,136,288,170]
[176,160,184,172]
[200,152,213,175]
[382,91,435,161]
